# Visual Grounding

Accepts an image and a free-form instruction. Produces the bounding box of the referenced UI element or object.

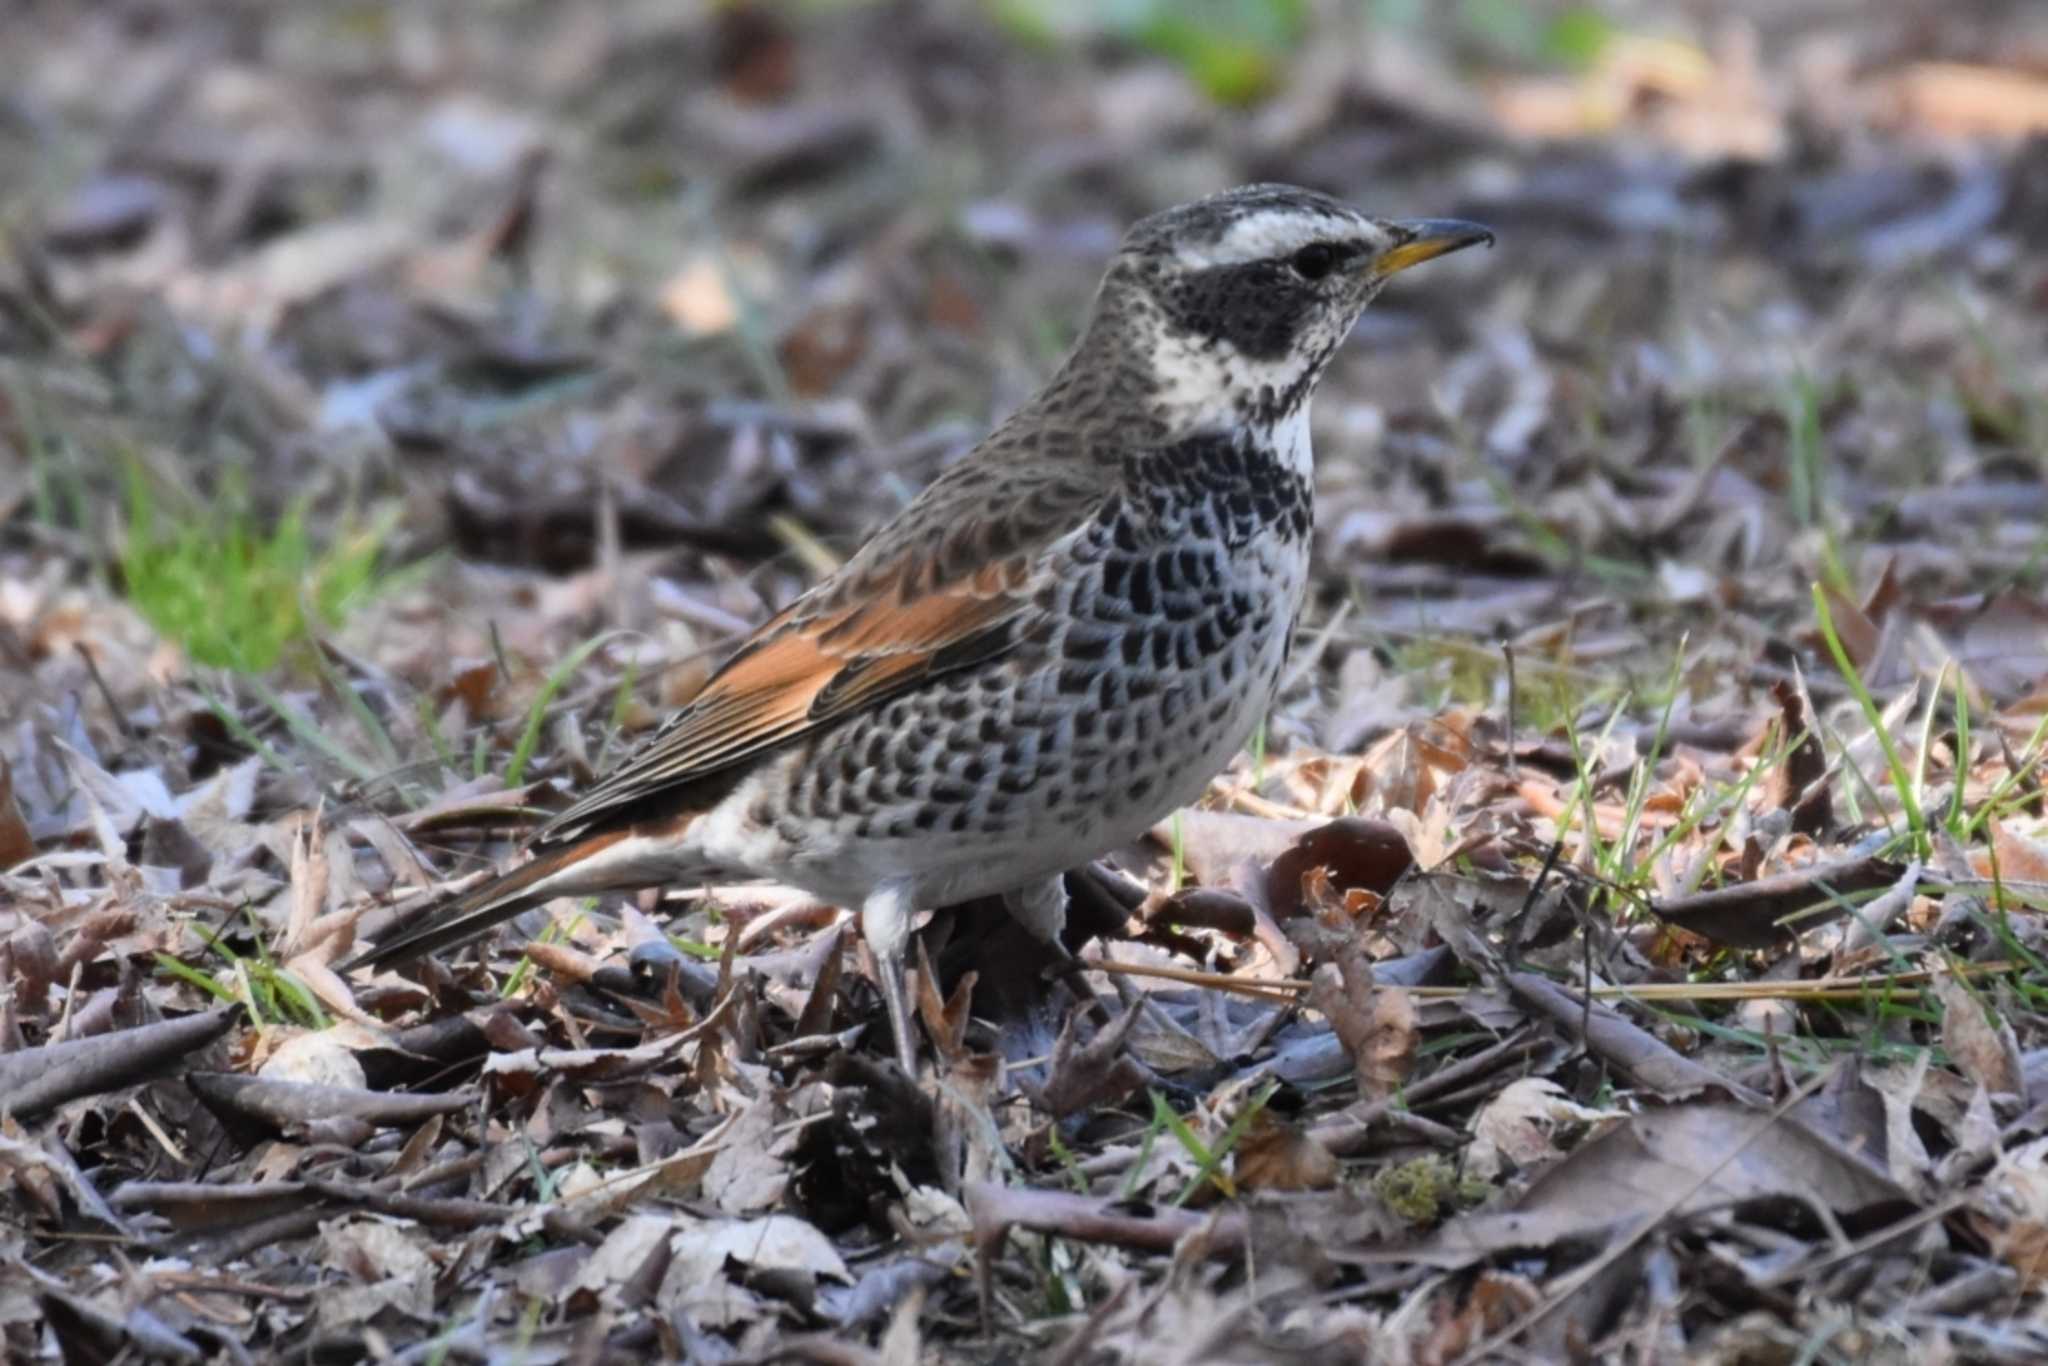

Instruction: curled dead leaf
[1466,1077,1619,1182]
[1309,956,1417,1101]
[1766,677,1833,837]
[1265,817,1414,922]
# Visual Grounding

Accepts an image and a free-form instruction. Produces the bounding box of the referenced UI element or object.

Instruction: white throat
[1146,327,1315,434]
[1267,402,1313,479]
[1138,317,1321,482]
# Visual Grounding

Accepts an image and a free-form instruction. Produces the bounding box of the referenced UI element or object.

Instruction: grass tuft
[1810,583,1930,859]
[121,465,395,673]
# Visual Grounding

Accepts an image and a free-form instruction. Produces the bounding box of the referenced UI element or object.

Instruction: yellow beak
[1376,219,1496,276]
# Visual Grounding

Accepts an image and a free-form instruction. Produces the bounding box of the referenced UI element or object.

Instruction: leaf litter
[4,1,2048,1360]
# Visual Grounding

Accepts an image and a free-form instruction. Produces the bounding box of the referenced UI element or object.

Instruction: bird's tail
[341,831,632,973]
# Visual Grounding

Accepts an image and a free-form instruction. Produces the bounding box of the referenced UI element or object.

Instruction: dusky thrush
[345,184,1493,1071]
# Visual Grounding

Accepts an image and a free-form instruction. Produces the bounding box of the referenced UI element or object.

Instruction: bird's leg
[1002,874,1069,946]
[1011,874,1192,1076]
[1003,876,1113,1026]
[860,884,921,1074]
[878,954,919,1076]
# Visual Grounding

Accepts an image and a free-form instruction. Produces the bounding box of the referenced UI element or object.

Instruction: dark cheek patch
[1154,262,1316,361]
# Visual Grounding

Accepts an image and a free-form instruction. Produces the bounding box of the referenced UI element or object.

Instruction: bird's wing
[536,456,1112,845]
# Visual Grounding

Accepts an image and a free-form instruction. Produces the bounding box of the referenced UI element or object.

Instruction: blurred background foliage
[1,0,2044,720]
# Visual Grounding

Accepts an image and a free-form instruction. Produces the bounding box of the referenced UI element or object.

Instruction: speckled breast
[761,427,1314,904]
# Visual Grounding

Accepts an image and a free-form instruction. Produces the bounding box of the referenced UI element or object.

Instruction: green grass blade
[1173,1080,1278,1208]
[1810,584,1928,859]
[505,631,625,786]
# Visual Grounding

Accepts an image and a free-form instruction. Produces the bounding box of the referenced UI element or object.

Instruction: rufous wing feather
[535,552,1039,844]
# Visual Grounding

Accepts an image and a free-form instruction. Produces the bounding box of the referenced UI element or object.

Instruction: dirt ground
[3,1,2048,1361]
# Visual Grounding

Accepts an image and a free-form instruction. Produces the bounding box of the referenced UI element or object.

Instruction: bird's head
[1079,183,1492,434]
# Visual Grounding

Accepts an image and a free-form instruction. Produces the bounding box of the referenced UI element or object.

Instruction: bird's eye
[1290,243,1338,280]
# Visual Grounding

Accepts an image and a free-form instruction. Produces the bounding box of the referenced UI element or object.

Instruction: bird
[343,184,1493,1072]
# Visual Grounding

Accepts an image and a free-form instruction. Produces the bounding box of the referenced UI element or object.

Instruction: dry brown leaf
[1233,1110,1338,1192]
[1416,1269,1541,1365]
[1030,998,1146,1120]
[257,1028,370,1088]
[1969,1136,2048,1293]
[702,1098,788,1214]
[1935,969,2023,1099]
[1154,809,1321,888]
[1417,1097,1905,1267]
[1465,1078,1620,1182]
[0,754,33,871]
[320,1216,436,1309]
[877,1284,928,1366]
[1993,1218,2048,1295]
[780,301,870,397]
[1309,956,1417,1101]
[668,1212,849,1287]
[913,939,974,1063]
[1264,817,1414,922]
[569,1213,675,1307]
[522,939,604,982]
[280,811,327,960]
[1650,855,1908,949]
[1766,677,1833,837]
[1981,818,2048,886]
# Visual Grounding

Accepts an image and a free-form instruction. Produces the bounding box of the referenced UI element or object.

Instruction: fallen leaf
[1466,1078,1620,1182]
[1935,969,2024,1099]
[1309,956,1416,1101]
[0,754,33,870]
[1416,1097,1906,1264]
[1028,999,1146,1120]
[668,1212,850,1286]
[258,1029,370,1089]
[703,1099,789,1213]
[1650,856,1909,948]
[1766,677,1832,837]
[1971,1136,2048,1293]
[1264,817,1415,922]
[1981,818,2048,886]
[1233,1111,1338,1192]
